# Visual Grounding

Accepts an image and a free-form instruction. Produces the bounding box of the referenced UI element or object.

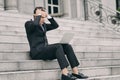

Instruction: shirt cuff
[38,14,41,16]
[47,15,52,19]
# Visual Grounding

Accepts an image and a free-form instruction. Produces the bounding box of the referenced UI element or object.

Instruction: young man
[25,7,88,80]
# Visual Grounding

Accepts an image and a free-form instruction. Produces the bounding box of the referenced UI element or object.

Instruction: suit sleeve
[25,15,41,34]
[25,21,35,34]
[46,18,59,31]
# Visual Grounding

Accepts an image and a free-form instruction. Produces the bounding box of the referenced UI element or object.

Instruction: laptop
[60,33,75,43]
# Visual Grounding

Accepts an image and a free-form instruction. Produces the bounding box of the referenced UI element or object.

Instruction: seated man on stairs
[25,6,88,80]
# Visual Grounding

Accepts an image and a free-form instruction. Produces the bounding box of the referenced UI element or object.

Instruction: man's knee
[55,44,63,49]
[64,43,72,48]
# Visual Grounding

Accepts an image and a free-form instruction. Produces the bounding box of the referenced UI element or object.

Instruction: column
[70,0,77,18]
[18,0,35,14]
[77,0,86,20]
[0,0,4,10]
[5,0,18,11]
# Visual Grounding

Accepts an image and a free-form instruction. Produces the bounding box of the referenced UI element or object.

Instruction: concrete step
[0,21,115,35]
[0,35,61,44]
[0,11,104,27]
[0,11,101,26]
[0,15,114,35]
[1,43,120,53]
[0,70,60,80]
[73,38,120,46]
[0,52,120,60]
[0,25,25,33]
[0,11,31,19]
[0,21,102,33]
[0,58,120,72]
[0,15,27,23]
[0,20,25,27]
[1,25,120,39]
[0,11,120,36]
[76,52,120,59]
[1,20,120,39]
[0,35,28,43]
[0,66,120,80]
[88,75,120,80]
[1,33,120,47]
[73,45,120,52]
[0,15,101,28]
[1,30,120,42]
[1,12,118,36]
[0,43,29,52]
[0,52,30,60]
[0,24,103,34]
[0,31,25,36]
[1,11,115,36]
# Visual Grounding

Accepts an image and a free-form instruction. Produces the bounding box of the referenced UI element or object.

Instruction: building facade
[0,0,118,20]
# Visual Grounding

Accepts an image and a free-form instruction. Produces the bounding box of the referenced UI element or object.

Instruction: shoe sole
[76,79,89,80]
[76,78,96,80]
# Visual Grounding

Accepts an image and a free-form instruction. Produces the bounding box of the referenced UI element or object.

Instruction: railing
[85,0,120,33]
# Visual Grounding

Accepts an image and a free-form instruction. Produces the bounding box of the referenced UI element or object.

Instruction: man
[25,7,88,80]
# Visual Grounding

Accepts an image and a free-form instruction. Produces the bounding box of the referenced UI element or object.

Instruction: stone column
[0,0,4,10]
[18,0,35,14]
[77,0,86,20]
[5,0,18,11]
[70,0,77,18]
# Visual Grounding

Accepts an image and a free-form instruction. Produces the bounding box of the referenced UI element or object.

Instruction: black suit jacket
[25,16,59,56]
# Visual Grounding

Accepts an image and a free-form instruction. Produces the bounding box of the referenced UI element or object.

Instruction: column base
[5,9,18,13]
[0,7,4,11]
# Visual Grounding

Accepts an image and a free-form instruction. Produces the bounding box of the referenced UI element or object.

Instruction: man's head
[34,7,45,14]
[33,7,47,24]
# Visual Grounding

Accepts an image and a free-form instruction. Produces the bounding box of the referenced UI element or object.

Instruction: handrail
[88,0,120,14]
[86,0,120,33]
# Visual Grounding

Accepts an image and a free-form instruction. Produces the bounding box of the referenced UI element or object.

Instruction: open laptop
[60,33,75,43]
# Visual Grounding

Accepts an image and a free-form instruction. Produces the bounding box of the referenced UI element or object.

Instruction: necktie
[41,25,45,31]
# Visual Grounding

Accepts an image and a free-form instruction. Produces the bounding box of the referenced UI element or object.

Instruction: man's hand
[34,9,47,18]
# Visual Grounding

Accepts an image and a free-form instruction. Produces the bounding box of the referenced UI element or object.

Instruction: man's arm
[46,16,59,31]
[25,20,35,34]
[33,14,41,26]
[25,15,42,34]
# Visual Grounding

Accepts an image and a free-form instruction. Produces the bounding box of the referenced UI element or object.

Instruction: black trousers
[31,43,79,70]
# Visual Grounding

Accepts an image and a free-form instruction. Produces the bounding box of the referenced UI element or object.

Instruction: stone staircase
[0,11,120,80]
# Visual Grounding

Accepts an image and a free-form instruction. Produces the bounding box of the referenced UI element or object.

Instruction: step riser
[1,26,119,39]
[1,25,119,39]
[0,53,30,60]
[0,71,120,80]
[0,16,101,28]
[0,71,59,80]
[0,12,31,18]
[1,44,120,53]
[100,77,120,80]
[1,37,120,47]
[0,68,119,80]
[1,52,120,60]
[74,46,120,52]
[1,34,120,45]
[0,68,114,77]
[0,60,120,72]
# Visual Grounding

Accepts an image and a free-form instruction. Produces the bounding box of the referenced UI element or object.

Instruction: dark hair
[34,7,45,14]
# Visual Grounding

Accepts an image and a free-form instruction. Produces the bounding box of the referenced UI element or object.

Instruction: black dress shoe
[61,73,77,80]
[72,73,88,79]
